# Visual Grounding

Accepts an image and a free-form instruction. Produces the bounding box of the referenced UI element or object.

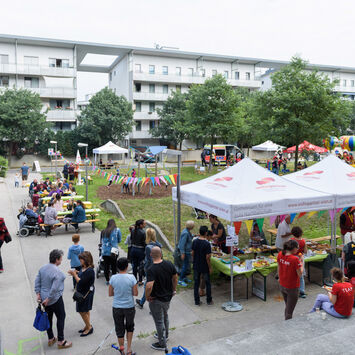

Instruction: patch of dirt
[97,180,191,200]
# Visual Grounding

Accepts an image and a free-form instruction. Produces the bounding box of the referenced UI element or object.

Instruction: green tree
[187,75,239,170]
[151,91,189,150]
[78,87,134,147]
[0,88,50,159]
[254,57,352,170]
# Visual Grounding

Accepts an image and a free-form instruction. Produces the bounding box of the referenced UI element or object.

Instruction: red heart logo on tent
[304,170,323,176]
[214,177,233,182]
[256,177,275,185]
[347,172,355,177]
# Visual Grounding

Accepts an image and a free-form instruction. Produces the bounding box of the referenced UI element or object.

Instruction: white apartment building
[1,34,355,145]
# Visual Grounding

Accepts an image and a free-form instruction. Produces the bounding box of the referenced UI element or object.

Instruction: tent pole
[173,201,176,247]
[177,154,181,242]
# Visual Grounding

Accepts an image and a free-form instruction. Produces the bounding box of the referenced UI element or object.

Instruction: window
[0,76,9,87]
[0,54,9,64]
[162,66,168,75]
[50,99,70,109]
[176,67,181,76]
[135,64,141,73]
[163,84,168,94]
[351,80,355,87]
[149,84,155,93]
[245,72,251,80]
[149,121,156,130]
[55,122,72,130]
[212,69,217,77]
[24,77,39,88]
[135,121,142,131]
[149,102,155,112]
[188,68,194,76]
[224,71,229,79]
[200,69,206,77]
[176,85,181,92]
[234,71,240,80]
[49,58,69,68]
[149,65,155,74]
[114,71,116,76]
[135,83,141,92]
[109,72,112,81]
[343,79,347,87]
[24,56,39,66]
[135,102,142,112]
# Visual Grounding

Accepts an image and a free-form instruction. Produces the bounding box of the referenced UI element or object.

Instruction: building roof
[1,33,355,74]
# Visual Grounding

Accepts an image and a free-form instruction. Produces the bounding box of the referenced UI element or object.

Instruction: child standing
[67,234,84,288]
[291,226,307,298]
[14,173,20,188]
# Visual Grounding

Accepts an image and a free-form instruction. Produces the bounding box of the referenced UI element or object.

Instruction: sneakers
[207,300,214,306]
[135,299,143,309]
[154,333,169,341]
[178,280,187,287]
[151,342,166,351]
[299,292,307,299]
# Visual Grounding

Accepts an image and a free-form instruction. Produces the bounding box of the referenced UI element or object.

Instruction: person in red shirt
[277,239,303,320]
[310,268,353,318]
[290,226,307,298]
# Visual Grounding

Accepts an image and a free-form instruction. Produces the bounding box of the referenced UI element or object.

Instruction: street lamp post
[50,140,58,178]
[78,143,89,201]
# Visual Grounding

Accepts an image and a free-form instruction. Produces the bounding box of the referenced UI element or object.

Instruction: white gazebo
[93,141,128,163]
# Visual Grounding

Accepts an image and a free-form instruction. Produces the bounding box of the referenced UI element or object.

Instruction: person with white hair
[177,220,195,287]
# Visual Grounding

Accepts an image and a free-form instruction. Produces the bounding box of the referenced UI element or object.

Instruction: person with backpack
[135,228,162,309]
[101,219,122,285]
[130,219,146,285]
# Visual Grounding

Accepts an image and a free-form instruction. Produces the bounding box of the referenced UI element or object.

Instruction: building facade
[1,34,355,145]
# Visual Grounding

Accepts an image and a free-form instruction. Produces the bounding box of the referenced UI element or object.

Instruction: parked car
[134,152,158,163]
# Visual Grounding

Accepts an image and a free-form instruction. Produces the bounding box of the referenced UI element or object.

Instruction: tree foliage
[0,88,50,155]
[151,91,189,150]
[254,57,352,169]
[186,75,240,169]
[78,87,134,147]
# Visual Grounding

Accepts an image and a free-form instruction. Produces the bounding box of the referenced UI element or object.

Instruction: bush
[0,156,8,177]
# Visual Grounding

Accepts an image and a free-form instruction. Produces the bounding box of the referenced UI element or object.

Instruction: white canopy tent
[93,141,128,163]
[172,158,334,222]
[283,154,355,208]
[252,140,285,152]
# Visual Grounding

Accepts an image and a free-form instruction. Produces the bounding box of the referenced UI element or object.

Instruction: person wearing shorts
[109,257,138,355]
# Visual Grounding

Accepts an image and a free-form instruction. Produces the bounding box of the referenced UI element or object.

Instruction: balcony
[133,71,206,85]
[334,85,355,93]
[133,92,169,101]
[130,130,152,139]
[31,87,76,98]
[228,79,261,89]
[0,63,75,77]
[46,109,79,122]
[134,111,159,120]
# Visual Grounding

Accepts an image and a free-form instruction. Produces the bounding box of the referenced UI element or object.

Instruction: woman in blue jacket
[101,219,122,284]
[71,200,86,233]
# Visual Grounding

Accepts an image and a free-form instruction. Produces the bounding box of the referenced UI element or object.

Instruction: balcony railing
[31,87,76,98]
[134,111,159,120]
[130,130,153,139]
[133,91,169,101]
[46,109,79,122]
[0,63,75,77]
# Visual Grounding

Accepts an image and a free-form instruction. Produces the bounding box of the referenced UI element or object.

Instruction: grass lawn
[71,164,341,253]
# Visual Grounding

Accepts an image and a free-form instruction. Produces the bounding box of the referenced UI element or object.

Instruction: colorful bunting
[160,176,168,185]
[154,177,161,186]
[169,175,176,185]
[318,210,326,218]
[280,214,286,223]
[269,215,277,225]
[307,211,317,219]
[233,221,242,235]
[290,213,297,223]
[144,178,150,186]
[256,218,264,232]
[245,220,253,235]
[336,208,342,213]
[329,209,336,222]
[150,177,155,186]
[297,212,307,219]
[165,175,172,184]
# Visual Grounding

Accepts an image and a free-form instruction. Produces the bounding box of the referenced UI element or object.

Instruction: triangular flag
[155,177,161,186]
[173,174,178,183]
[160,176,168,185]
[245,220,253,235]
[329,209,336,222]
[233,221,242,235]
[256,218,264,232]
[336,208,342,213]
[165,175,172,184]
[307,211,317,219]
[297,212,307,219]
[141,177,146,186]
[137,177,142,185]
[318,210,326,218]
[150,177,155,186]
[144,178,150,186]
[129,177,135,185]
[290,213,297,223]
[169,175,176,185]
[341,207,348,214]
[280,214,286,223]
[126,177,131,185]
[269,216,277,225]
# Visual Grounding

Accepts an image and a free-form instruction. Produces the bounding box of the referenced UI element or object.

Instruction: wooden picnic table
[41,195,84,202]
[57,208,100,216]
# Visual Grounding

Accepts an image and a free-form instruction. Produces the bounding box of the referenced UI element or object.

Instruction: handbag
[33,304,50,331]
[111,247,119,257]
[73,285,93,303]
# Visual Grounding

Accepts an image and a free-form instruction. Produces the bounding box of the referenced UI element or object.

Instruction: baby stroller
[17,206,41,237]
[96,243,105,279]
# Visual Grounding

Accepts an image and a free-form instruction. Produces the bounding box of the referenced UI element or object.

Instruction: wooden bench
[182,160,197,166]
[40,219,100,237]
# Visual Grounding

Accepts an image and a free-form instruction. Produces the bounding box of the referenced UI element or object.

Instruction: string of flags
[234,207,349,235]
[90,165,178,187]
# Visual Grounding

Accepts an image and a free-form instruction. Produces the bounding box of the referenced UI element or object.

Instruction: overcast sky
[1,0,354,100]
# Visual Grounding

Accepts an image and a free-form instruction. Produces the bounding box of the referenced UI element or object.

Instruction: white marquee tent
[93,141,128,163]
[252,140,285,152]
[172,158,334,222]
[283,155,355,208]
